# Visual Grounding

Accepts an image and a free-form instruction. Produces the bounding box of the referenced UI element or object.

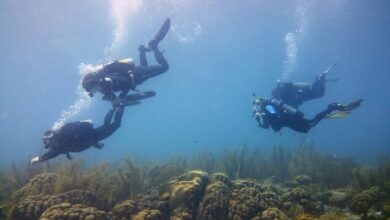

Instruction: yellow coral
[13,173,59,201]
[295,213,318,220]
[210,172,231,186]
[261,207,289,220]
[111,199,139,220]
[293,175,313,186]
[228,179,271,219]
[39,203,107,220]
[318,212,349,220]
[169,170,209,219]
[133,209,162,220]
[383,202,390,217]
[10,189,104,220]
[197,181,230,220]
[350,187,379,217]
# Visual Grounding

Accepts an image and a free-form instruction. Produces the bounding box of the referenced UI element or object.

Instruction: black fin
[66,153,73,160]
[123,100,142,107]
[323,63,337,74]
[344,99,363,111]
[125,91,156,102]
[154,18,171,44]
[149,18,171,49]
[95,143,104,149]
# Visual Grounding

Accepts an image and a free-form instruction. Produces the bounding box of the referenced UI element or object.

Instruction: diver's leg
[138,45,149,67]
[289,118,311,133]
[94,105,125,141]
[152,46,168,67]
[113,104,125,128]
[104,108,116,126]
[133,47,169,85]
[310,77,326,99]
[308,106,333,127]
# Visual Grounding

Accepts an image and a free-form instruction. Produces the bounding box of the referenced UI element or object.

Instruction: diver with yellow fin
[253,96,363,134]
[82,18,171,104]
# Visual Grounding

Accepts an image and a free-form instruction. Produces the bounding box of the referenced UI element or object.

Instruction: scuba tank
[270,99,303,117]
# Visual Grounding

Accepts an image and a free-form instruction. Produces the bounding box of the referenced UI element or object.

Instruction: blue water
[0,0,389,167]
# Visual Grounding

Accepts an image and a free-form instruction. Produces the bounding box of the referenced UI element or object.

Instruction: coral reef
[318,211,350,220]
[133,209,163,220]
[350,186,385,219]
[168,170,209,219]
[295,213,318,220]
[0,144,388,219]
[13,173,59,201]
[260,207,289,220]
[10,189,103,220]
[318,188,355,209]
[383,201,390,218]
[281,187,324,217]
[228,179,280,219]
[294,175,313,186]
[111,199,139,220]
[197,173,231,220]
[40,203,108,220]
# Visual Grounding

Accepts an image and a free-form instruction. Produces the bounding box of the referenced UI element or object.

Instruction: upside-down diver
[31,103,130,163]
[82,18,171,104]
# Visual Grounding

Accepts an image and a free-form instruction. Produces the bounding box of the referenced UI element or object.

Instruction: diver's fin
[326,111,351,119]
[323,63,337,74]
[326,77,340,83]
[66,153,73,160]
[125,91,156,102]
[123,100,142,107]
[149,18,171,49]
[94,143,104,149]
[343,99,363,111]
[328,99,363,112]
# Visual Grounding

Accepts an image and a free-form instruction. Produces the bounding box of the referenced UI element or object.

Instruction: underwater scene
[0,0,389,219]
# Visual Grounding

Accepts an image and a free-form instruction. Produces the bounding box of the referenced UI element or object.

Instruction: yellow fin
[326,111,351,119]
[118,58,134,64]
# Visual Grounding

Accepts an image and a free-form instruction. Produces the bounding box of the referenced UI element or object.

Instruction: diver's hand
[111,96,122,107]
[103,93,115,101]
[31,156,41,164]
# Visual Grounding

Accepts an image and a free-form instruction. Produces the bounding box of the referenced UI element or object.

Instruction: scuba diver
[252,97,363,134]
[31,103,130,164]
[82,18,171,103]
[272,64,339,108]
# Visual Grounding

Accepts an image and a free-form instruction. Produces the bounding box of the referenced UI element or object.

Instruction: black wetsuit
[256,98,333,133]
[39,105,125,162]
[87,46,169,101]
[272,76,325,108]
